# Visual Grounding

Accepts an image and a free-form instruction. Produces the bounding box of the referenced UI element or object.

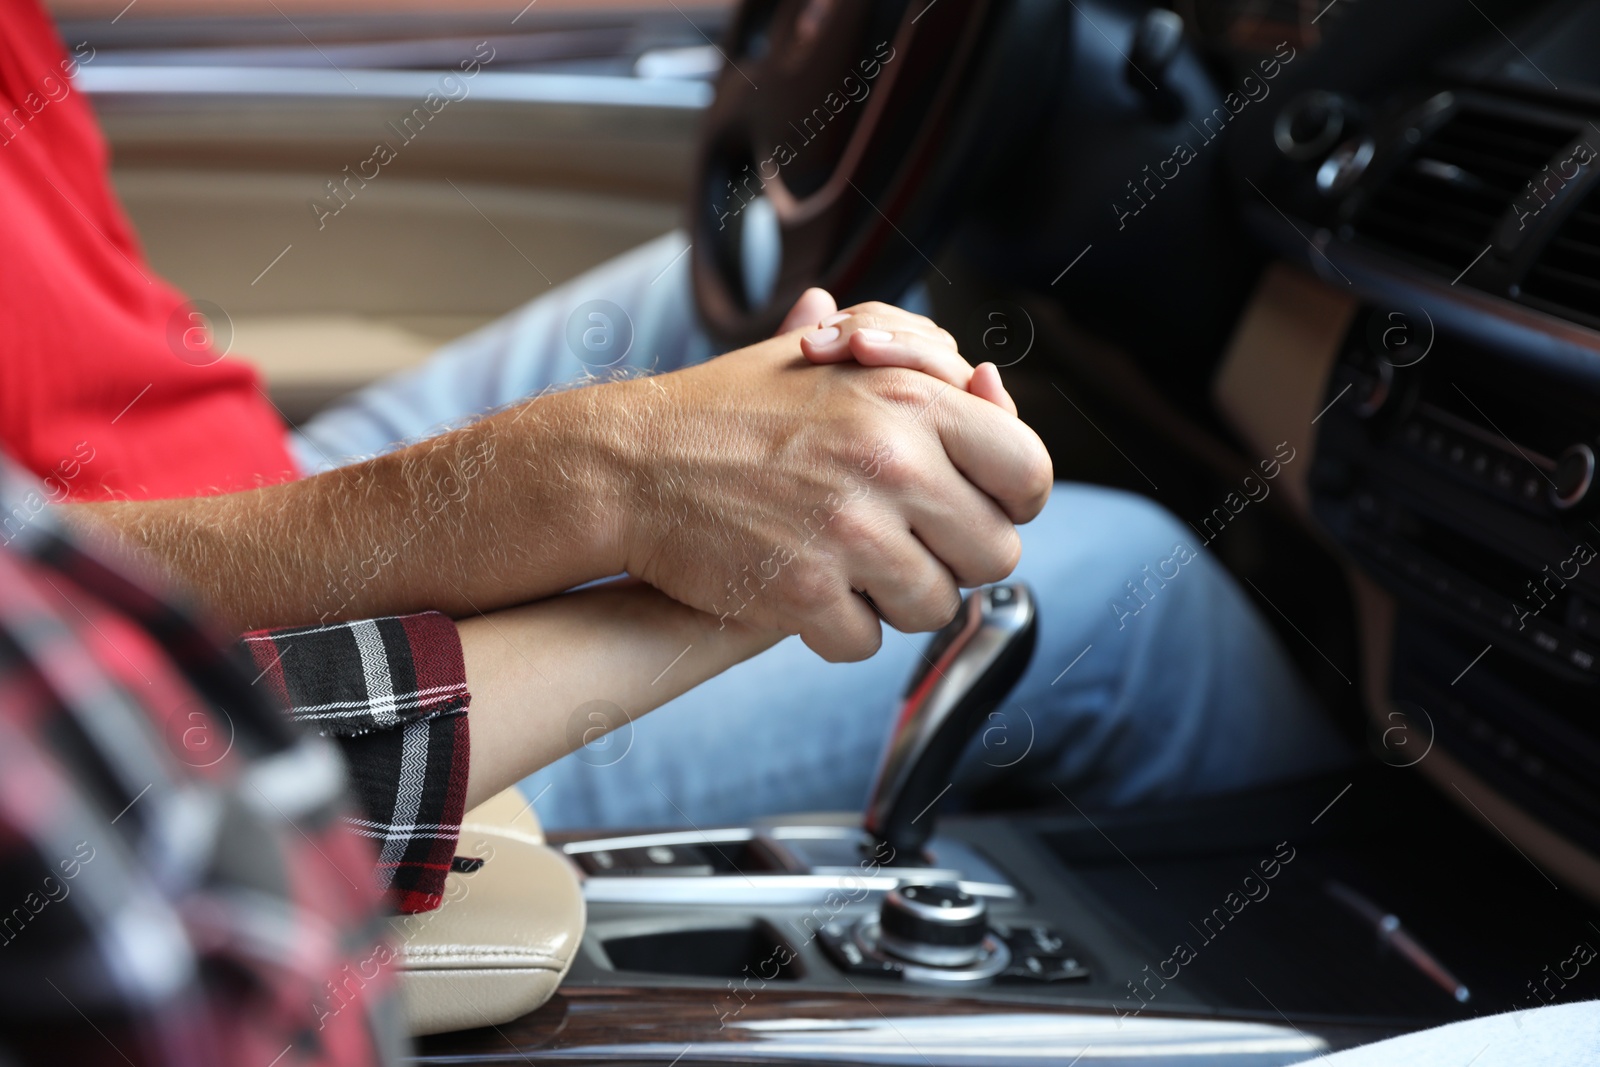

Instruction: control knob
[877,884,989,968]
[1551,444,1595,511]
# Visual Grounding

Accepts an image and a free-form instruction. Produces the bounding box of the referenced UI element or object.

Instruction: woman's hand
[778,288,1018,416]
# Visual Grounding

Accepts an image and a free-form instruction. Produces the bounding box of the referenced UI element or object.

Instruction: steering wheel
[690,0,1067,348]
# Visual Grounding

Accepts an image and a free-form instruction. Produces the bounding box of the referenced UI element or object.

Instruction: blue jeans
[293,232,1350,830]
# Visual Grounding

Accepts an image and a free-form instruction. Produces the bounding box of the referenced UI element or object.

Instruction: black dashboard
[1230,0,1600,870]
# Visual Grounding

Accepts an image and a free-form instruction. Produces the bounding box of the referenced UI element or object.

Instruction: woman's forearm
[457,581,780,810]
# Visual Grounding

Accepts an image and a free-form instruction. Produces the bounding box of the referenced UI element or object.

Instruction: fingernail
[855,328,894,343]
[820,312,851,327]
[807,326,840,345]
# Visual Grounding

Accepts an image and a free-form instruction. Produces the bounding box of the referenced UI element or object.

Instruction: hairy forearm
[61,385,634,630]
[457,581,780,809]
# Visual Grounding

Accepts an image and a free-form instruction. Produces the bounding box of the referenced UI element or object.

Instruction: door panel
[60,4,727,415]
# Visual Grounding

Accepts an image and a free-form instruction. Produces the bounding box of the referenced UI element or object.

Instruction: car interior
[51,0,1600,1061]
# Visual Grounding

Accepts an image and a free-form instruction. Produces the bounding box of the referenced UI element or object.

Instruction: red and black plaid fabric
[0,454,480,1064]
[242,615,471,913]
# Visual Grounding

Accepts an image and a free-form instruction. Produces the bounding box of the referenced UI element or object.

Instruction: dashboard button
[1530,628,1561,655]
[997,925,1090,984]
[1274,90,1347,161]
[1570,599,1600,641]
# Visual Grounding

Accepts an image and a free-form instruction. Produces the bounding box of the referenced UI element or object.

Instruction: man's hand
[62,292,1048,658]
[609,325,1052,662]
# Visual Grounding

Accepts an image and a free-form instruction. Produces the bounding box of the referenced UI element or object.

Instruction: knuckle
[848,313,895,336]
[1023,445,1054,503]
[963,521,1021,586]
[832,505,886,552]
[851,614,886,659]
[905,578,962,632]
[786,559,838,617]
[992,524,1024,579]
[813,615,881,663]
[1007,435,1054,513]
[863,444,916,490]
[841,627,883,662]
[871,365,937,408]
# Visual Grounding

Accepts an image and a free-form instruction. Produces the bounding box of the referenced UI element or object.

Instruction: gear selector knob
[864,584,1037,860]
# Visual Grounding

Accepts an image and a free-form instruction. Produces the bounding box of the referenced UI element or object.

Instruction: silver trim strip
[562,825,1020,904]
[76,65,712,110]
[578,874,1018,906]
[562,828,754,854]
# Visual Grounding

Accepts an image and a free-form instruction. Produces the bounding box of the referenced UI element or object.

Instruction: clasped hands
[615,287,1051,663]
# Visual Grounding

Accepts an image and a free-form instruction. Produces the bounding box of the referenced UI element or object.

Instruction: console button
[1569,598,1600,642]
[819,923,902,977]
[1025,925,1064,954]
[994,925,1091,984]
[575,844,716,877]
[1006,953,1090,982]
[1529,626,1561,656]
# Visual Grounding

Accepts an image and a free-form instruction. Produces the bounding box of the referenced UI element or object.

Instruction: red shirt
[0,1,296,502]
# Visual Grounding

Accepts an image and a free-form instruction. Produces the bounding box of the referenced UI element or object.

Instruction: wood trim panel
[413,985,1399,1063]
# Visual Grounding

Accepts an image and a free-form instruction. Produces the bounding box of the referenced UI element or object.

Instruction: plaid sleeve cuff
[241,611,471,913]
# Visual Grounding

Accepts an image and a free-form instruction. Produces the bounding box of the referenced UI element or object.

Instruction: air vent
[1353,107,1575,276]
[1521,185,1600,324]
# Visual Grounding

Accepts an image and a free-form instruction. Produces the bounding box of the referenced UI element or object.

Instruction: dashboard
[1227,0,1600,894]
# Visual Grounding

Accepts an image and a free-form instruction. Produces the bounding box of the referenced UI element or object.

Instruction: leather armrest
[462,784,547,845]
[398,788,583,1036]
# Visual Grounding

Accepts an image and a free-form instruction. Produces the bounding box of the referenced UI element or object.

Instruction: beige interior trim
[1212,262,1358,515]
[398,788,580,1037]
[463,784,546,846]
[228,315,467,387]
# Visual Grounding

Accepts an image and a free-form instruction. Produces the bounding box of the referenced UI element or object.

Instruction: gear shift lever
[864,584,1037,861]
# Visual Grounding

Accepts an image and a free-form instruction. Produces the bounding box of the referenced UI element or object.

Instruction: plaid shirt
[0,458,474,1065]
[241,616,471,914]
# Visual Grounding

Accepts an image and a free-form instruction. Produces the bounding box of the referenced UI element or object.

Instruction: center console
[414,7,1600,1061]
[417,578,1600,1066]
